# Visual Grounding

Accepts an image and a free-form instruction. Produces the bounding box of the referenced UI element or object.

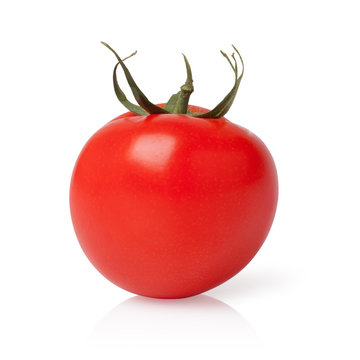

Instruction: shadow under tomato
[89,294,259,356]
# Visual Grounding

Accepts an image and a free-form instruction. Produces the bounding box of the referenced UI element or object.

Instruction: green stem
[194,46,244,119]
[101,42,169,114]
[101,43,244,119]
[173,54,194,114]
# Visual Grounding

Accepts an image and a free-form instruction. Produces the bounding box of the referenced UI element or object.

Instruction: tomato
[70,44,278,298]
[70,104,278,298]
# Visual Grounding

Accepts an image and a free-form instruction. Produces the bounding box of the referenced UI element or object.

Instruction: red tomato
[70,104,278,298]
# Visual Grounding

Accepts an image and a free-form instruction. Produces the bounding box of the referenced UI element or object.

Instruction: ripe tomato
[70,104,278,298]
[70,44,278,298]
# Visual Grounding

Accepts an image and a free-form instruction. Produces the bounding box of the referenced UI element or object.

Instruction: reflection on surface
[128,134,176,171]
[90,295,259,357]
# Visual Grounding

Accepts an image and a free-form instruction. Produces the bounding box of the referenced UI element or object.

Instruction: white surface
[1,0,359,359]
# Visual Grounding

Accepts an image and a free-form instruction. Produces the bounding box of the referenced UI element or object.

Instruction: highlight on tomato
[69,42,278,299]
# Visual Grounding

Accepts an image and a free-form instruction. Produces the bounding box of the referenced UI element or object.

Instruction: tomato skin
[70,105,278,298]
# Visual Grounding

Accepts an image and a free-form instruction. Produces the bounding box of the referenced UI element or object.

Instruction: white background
[1,0,359,359]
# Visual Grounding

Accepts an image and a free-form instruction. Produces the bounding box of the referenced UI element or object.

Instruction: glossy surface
[70,105,278,298]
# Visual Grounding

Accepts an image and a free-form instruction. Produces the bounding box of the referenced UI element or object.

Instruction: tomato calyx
[101,42,244,119]
[163,54,194,115]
